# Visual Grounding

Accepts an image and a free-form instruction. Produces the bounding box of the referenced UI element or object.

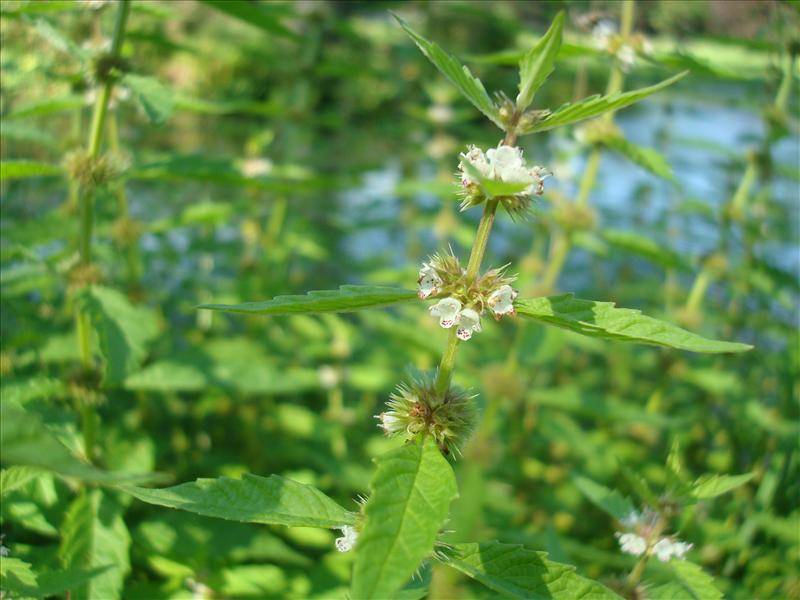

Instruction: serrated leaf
[0,400,159,485]
[439,541,621,599]
[78,286,159,385]
[351,437,458,600]
[516,11,564,111]
[199,0,299,41]
[572,475,635,521]
[689,472,755,500]
[520,72,687,134]
[515,294,752,353]
[32,16,88,62]
[1,558,38,599]
[394,14,503,129]
[651,561,723,600]
[0,160,63,180]
[1,466,44,497]
[122,74,175,124]
[603,136,676,182]
[120,474,355,529]
[58,490,130,600]
[198,285,418,316]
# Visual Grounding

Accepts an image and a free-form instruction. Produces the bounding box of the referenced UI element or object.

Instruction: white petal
[617,533,647,556]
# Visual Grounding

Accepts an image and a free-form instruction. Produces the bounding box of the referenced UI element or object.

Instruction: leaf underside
[351,437,458,600]
[515,294,752,353]
[121,473,356,529]
[198,285,418,315]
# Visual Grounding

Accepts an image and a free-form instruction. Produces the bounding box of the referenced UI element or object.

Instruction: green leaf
[515,294,753,353]
[689,472,755,500]
[78,286,159,385]
[572,475,635,521]
[0,160,63,181]
[199,0,299,41]
[59,490,130,600]
[32,16,88,62]
[351,437,458,600]
[121,474,355,529]
[1,466,44,497]
[602,136,676,182]
[394,14,503,129]
[601,229,690,271]
[520,72,687,134]
[122,74,175,124]
[0,400,159,485]
[649,561,723,600]
[516,12,564,111]
[198,285,418,316]
[0,558,38,599]
[2,95,84,120]
[459,160,531,199]
[440,542,621,599]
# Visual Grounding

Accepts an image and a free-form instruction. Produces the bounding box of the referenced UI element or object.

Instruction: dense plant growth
[1,1,797,599]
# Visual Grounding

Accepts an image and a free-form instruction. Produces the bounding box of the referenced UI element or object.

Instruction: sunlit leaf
[649,561,722,600]
[440,541,621,599]
[199,285,418,316]
[515,294,752,353]
[121,474,356,529]
[351,437,458,600]
[689,472,755,500]
[0,160,63,180]
[59,490,130,600]
[394,14,503,129]
[572,475,635,521]
[520,72,687,134]
[516,11,564,111]
[602,136,676,182]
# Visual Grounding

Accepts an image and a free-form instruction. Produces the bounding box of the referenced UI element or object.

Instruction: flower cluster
[616,510,693,562]
[458,144,550,217]
[417,253,518,342]
[375,373,477,455]
[334,525,358,553]
[591,19,653,73]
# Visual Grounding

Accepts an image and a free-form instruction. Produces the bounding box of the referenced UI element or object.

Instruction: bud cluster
[457,144,550,219]
[417,252,518,341]
[375,373,477,455]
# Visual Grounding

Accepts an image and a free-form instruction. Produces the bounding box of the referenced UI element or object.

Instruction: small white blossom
[430,297,462,329]
[592,20,617,51]
[459,144,549,197]
[376,412,403,434]
[616,532,647,556]
[456,307,482,341]
[240,157,273,178]
[488,285,517,318]
[335,525,358,552]
[616,45,636,72]
[318,365,340,389]
[653,538,693,562]
[417,263,443,299]
[427,104,454,124]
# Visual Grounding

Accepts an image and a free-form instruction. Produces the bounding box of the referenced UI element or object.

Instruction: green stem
[774,54,795,113]
[434,328,460,395]
[729,160,758,218]
[575,149,601,208]
[465,199,499,282]
[540,229,570,293]
[685,268,711,314]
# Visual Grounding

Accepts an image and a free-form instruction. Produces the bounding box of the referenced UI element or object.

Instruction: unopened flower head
[334,525,358,552]
[457,144,550,217]
[375,373,477,455]
[456,307,481,341]
[487,284,517,318]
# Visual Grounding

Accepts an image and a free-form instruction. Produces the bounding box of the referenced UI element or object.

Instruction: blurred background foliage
[0,0,798,598]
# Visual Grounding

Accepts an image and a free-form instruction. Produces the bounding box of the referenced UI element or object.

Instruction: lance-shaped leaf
[516,11,564,111]
[515,295,752,353]
[688,472,755,500]
[439,542,621,599]
[120,474,355,529]
[519,72,687,134]
[351,437,458,600]
[198,285,418,316]
[122,74,175,124]
[59,490,131,600]
[0,160,64,181]
[573,475,635,521]
[602,136,676,183]
[394,15,503,129]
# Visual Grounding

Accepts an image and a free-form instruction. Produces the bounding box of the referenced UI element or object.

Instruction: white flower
[240,157,273,178]
[592,20,617,51]
[488,285,517,318]
[375,412,403,434]
[335,525,358,552]
[430,297,462,329]
[653,538,692,562]
[616,45,636,72]
[459,144,550,197]
[0,544,8,557]
[417,263,443,299]
[456,307,482,341]
[616,532,647,556]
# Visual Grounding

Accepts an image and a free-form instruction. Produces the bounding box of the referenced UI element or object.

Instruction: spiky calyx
[376,373,477,456]
[64,150,119,189]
